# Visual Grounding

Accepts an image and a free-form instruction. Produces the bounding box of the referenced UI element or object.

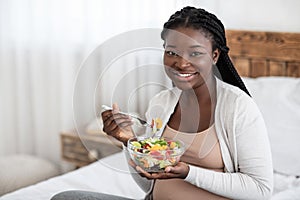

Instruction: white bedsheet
[2,151,300,200]
[1,152,145,200]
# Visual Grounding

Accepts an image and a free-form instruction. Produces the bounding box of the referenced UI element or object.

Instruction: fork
[101,105,152,128]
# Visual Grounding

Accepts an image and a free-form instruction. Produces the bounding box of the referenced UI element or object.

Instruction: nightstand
[60,130,122,168]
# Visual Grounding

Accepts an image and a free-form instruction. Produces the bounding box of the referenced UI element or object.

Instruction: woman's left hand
[129,160,190,180]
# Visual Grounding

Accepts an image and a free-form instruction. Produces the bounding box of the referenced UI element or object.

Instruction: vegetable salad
[128,137,184,172]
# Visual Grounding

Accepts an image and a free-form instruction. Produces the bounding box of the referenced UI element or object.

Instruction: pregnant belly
[152,169,228,200]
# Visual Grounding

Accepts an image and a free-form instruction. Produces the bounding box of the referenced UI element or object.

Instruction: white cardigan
[129,77,273,200]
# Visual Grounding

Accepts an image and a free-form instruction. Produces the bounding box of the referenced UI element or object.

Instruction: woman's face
[163,27,219,91]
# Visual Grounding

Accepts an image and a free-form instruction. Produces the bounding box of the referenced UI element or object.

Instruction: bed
[1,30,300,200]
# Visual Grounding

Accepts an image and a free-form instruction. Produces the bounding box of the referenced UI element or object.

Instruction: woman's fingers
[128,159,153,179]
[135,166,154,179]
[101,108,134,145]
[102,103,133,129]
[128,159,136,168]
[112,103,120,113]
[113,115,133,127]
[130,159,177,179]
[102,112,132,129]
[131,162,190,180]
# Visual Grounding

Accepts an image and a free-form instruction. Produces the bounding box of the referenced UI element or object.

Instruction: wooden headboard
[226,30,300,77]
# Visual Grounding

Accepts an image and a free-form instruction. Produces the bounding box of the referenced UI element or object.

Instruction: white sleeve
[184,96,273,200]
[122,144,153,195]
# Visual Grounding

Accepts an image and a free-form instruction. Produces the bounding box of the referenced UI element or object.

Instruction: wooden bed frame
[226,30,300,78]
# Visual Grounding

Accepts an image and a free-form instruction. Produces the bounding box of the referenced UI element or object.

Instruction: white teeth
[177,73,196,77]
[178,73,192,77]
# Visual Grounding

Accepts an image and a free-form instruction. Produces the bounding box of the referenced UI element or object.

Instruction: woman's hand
[129,160,190,180]
[101,103,134,145]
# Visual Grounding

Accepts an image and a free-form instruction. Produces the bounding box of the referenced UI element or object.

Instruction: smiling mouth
[173,71,198,77]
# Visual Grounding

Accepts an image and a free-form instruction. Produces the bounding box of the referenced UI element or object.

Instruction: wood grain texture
[226,30,300,77]
[60,131,122,167]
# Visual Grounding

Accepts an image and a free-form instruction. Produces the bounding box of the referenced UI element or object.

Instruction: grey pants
[50,190,137,200]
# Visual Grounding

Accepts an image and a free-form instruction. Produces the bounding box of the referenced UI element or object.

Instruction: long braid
[161,6,251,96]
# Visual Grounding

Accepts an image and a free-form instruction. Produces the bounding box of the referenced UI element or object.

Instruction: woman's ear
[212,49,220,64]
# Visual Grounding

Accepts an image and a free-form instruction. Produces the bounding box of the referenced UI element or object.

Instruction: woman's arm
[184,95,273,200]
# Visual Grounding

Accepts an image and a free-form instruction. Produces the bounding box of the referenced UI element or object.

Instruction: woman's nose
[176,56,191,68]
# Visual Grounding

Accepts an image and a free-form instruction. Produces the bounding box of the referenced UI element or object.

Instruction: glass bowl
[127,137,185,172]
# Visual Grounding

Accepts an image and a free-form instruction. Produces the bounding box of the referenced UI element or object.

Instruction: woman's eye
[165,50,178,57]
[190,52,202,57]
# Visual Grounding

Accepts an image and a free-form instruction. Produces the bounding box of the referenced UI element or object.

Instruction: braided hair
[161,6,251,96]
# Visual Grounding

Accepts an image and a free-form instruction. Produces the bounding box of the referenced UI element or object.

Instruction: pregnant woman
[51,6,273,200]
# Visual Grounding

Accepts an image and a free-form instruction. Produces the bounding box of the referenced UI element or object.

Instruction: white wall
[180,0,300,32]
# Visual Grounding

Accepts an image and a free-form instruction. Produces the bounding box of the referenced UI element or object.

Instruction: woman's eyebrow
[165,45,176,48]
[165,44,204,48]
[189,45,203,48]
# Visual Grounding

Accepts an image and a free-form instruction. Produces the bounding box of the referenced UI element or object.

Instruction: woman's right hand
[101,103,134,145]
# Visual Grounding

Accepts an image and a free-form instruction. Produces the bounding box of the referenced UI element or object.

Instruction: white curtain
[0,0,216,169]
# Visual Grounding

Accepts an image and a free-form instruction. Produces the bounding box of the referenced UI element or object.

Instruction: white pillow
[242,77,300,176]
[0,154,59,195]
